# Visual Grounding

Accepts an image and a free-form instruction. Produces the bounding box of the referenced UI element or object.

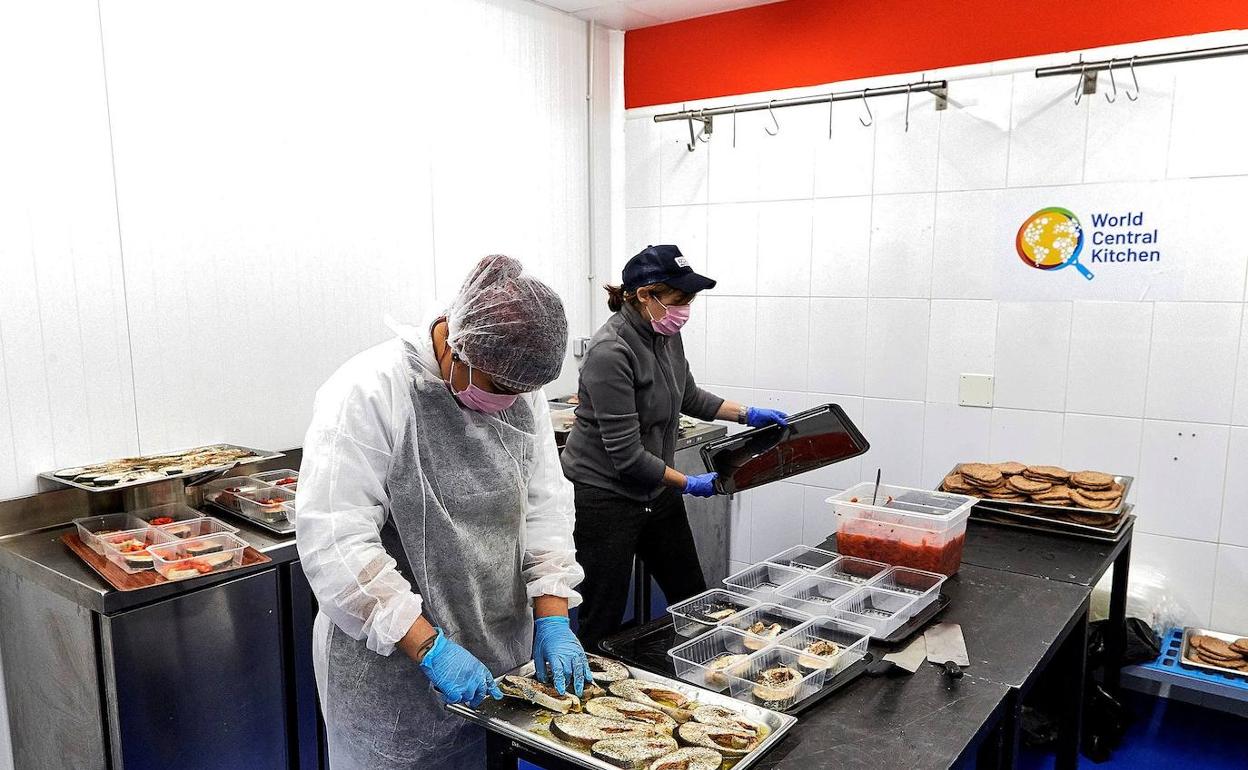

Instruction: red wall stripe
[625,0,1248,108]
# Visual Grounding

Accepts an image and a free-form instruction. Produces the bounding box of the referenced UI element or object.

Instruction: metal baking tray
[1178,627,1248,680]
[972,501,1134,540]
[205,501,295,536]
[41,444,283,493]
[448,660,797,770]
[944,466,1133,518]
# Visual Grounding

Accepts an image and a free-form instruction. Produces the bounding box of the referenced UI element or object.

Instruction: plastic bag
[1090,563,1197,637]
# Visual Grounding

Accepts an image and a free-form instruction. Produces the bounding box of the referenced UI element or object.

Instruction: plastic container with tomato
[826,483,974,576]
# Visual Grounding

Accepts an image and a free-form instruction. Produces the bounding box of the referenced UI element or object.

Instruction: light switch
[959,374,994,408]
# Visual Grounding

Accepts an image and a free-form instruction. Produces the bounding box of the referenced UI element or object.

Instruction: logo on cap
[675,256,690,268]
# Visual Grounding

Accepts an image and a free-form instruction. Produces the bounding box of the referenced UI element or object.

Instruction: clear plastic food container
[667,589,759,638]
[155,515,240,540]
[722,562,806,601]
[867,566,946,616]
[775,616,873,678]
[827,483,975,576]
[74,513,147,555]
[831,586,918,638]
[131,503,205,529]
[722,603,812,652]
[763,545,840,573]
[100,527,178,574]
[816,555,889,584]
[774,575,861,616]
[148,533,248,581]
[237,486,295,524]
[200,476,268,512]
[724,646,826,711]
[250,469,300,487]
[667,626,758,692]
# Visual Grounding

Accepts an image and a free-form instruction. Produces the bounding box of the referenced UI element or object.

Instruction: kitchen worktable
[597,538,1115,769]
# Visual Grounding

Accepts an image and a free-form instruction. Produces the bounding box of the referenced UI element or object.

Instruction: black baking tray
[700,404,869,495]
[599,617,873,716]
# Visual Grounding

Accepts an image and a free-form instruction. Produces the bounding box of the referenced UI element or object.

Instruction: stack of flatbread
[942,462,1125,526]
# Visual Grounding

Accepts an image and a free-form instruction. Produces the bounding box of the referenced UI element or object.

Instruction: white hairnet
[445,255,568,393]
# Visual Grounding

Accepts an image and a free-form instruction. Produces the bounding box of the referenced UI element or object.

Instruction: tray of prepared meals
[63,504,269,590]
[941,462,1132,521]
[449,657,796,770]
[1179,628,1248,679]
[199,470,299,534]
[42,444,282,492]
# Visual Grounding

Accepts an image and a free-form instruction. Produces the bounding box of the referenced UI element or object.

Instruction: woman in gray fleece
[561,245,789,648]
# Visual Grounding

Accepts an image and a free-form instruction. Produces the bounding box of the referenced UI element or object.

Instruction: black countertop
[606,539,1106,768]
[961,519,1132,587]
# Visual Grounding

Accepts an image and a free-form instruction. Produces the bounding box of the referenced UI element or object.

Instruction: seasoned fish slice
[647,747,723,770]
[675,721,760,756]
[549,713,662,747]
[586,654,631,684]
[590,736,679,769]
[498,675,580,714]
[690,705,765,738]
[585,697,677,734]
[608,680,696,723]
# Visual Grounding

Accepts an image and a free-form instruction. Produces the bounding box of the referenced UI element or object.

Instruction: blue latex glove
[684,472,719,497]
[532,616,593,697]
[746,407,790,429]
[419,628,503,708]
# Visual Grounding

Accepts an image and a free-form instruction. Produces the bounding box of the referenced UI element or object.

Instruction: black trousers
[573,483,708,651]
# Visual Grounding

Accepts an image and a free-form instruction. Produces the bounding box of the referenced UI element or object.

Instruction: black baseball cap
[622,245,717,294]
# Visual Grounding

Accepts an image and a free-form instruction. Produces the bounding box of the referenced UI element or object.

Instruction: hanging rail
[1035,43,1248,78]
[652,79,947,124]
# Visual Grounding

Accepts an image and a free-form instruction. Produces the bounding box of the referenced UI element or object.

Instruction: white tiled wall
[624,30,1248,631]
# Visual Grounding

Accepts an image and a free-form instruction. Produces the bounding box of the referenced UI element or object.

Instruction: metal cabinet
[100,569,289,770]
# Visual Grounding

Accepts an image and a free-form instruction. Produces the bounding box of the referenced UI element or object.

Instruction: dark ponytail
[605,284,628,312]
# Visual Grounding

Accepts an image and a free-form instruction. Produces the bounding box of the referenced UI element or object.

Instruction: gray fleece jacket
[561,303,724,502]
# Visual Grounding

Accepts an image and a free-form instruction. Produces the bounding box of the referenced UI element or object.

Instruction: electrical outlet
[959,374,994,408]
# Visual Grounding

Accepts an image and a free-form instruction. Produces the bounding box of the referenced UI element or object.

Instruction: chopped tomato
[149,516,174,526]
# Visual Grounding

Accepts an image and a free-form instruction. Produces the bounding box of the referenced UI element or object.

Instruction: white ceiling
[535,0,784,30]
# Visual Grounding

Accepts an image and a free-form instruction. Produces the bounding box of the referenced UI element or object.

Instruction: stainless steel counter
[0,518,297,615]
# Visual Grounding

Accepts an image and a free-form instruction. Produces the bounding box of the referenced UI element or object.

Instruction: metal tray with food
[447,659,796,770]
[943,465,1133,519]
[205,501,295,535]
[1179,627,1248,680]
[972,501,1134,540]
[41,444,283,492]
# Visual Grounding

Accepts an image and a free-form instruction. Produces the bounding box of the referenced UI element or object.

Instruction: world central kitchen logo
[1015,207,1161,282]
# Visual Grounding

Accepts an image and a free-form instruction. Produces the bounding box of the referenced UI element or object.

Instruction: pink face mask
[650,298,691,336]
[450,359,519,414]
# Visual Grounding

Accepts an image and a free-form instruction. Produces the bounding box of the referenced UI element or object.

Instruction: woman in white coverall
[296,255,592,770]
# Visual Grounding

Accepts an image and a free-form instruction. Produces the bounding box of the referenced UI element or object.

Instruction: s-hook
[1125,56,1140,101]
[904,83,913,132]
[1105,58,1119,103]
[858,89,873,127]
[764,100,780,136]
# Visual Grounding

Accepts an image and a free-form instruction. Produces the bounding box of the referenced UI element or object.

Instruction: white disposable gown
[295,320,583,769]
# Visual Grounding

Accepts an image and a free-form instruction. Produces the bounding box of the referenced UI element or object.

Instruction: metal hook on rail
[904,83,913,132]
[828,93,834,139]
[1105,59,1119,103]
[732,107,738,148]
[764,100,780,136]
[858,90,873,127]
[1125,56,1140,101]
[1074,61,1089,105]
[697,109,712,143]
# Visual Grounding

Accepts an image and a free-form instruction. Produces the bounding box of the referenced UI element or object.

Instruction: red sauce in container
[836,531,965,576]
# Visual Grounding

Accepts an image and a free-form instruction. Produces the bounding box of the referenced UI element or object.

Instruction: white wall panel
[1007,72,1088,187]
[0,0,137,499]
